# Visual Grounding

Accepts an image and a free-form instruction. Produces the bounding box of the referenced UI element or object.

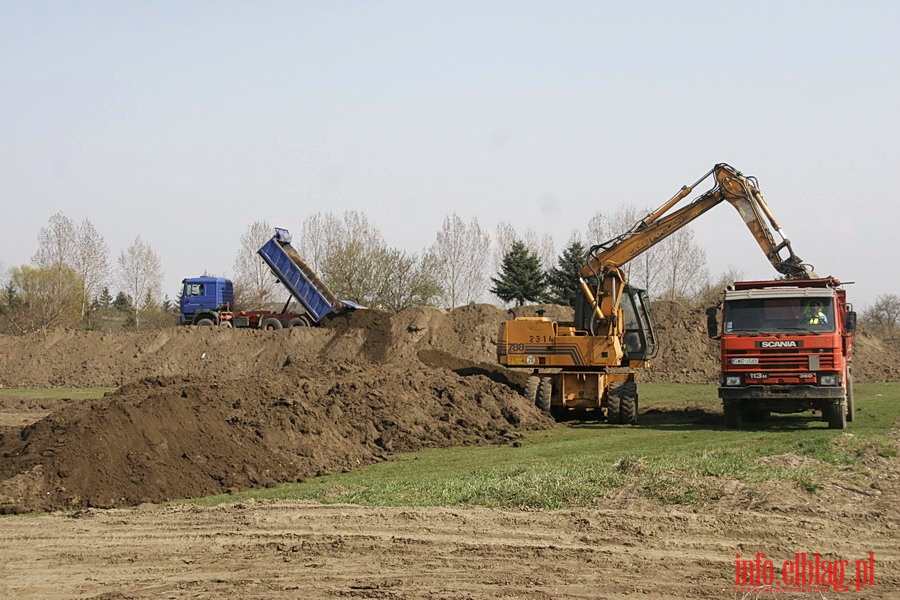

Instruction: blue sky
[1,1,898,309]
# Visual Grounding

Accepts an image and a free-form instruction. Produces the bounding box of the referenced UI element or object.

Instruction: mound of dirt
[0,301,897,513]
[0,356,553,513]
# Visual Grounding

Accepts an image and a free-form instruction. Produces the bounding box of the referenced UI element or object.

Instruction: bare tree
[524,228,556,272]
[72,219,110,309]
[303,211,386,305]
[432,214,490,308]
[585,211,608,245]
[369,248,443,311]
[232,221,280,309]
[32,212,77,268]
[492,221,518,277]
[863,293,900,334]
[32,212,110,315]
[297,213,329,273]
[658,227,709,300]
[117,236,163,328]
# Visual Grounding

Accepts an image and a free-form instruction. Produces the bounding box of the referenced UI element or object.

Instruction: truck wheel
[723,400,742,429]
[825,400,847,430]
[619,381,638,425]
[606,383,622,424]
[219,321,233,328]
[288,316,311,328]
[524,376,540,406]
[536,377,553,412]
[846,369,855,422]
[196,318,215,327]
[262,317,283,330]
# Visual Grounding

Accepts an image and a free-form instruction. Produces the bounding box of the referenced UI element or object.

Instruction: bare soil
[0,302,898,598]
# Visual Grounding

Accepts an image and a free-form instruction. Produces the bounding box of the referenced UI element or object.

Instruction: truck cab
[180,277,233,326]
[708,277,856,429]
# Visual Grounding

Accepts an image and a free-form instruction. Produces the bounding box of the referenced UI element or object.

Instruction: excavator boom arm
[580,163,816,282]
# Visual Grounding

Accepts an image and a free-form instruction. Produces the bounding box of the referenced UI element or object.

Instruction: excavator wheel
[524,376,540,407]
[536,377,553,412]
[618,381,639,425]
[606,382,622,424]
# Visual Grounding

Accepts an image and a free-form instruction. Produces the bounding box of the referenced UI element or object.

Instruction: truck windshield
[723,297,835,333]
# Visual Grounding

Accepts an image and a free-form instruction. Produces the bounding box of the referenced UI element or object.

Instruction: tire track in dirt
[1,500,896,599]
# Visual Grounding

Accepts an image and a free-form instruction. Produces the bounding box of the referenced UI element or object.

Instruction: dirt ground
[0,302,898,598]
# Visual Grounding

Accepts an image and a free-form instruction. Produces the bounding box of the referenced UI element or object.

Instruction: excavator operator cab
[574,285,657,361]
[622,286,657,361]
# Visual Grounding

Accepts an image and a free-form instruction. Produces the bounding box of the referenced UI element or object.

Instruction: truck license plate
[731,358,759,365]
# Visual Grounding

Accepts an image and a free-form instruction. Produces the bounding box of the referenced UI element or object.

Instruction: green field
[184,382,899,509]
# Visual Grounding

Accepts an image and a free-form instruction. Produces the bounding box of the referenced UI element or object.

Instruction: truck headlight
[819,374,838,386]
[725,375,742,386]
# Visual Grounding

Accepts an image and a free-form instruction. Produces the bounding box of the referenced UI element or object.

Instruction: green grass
[180,382,899,509]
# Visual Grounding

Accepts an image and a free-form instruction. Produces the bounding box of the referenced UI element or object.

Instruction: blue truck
[180,228,357,329]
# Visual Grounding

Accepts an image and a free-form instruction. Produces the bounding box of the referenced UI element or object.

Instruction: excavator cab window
[623,286,657,360]
[573,285,657,360]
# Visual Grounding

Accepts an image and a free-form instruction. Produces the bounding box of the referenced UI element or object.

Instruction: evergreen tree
[94,286,113,309]
[490,240,546,306]
[543,239,589,307]
[112,291,133,312]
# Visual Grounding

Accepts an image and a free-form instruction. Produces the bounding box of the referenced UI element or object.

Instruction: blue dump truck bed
[256,228,349,323]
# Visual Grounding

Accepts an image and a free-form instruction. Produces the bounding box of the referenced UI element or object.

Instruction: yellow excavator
[496,163,815,422]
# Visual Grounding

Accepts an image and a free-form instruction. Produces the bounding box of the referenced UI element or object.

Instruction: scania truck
[707,277,856,429]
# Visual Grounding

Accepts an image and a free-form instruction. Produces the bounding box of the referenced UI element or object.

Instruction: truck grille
[728,350,835,373]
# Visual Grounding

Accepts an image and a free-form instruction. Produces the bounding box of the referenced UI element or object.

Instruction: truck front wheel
[824,400,847,430]
[723,400,742,429]
[846,369,855,422]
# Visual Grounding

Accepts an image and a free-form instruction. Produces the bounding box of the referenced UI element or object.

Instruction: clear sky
[2,1,898,310]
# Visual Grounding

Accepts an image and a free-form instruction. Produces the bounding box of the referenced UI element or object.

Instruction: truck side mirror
[845,310,857,333]
[705,307,719,339]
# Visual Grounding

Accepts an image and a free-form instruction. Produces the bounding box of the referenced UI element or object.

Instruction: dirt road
[2,482,898,600]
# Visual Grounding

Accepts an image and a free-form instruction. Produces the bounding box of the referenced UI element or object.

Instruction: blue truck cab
[180,277,234,325]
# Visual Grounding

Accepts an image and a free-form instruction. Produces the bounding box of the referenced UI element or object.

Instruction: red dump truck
[707,277,856,429]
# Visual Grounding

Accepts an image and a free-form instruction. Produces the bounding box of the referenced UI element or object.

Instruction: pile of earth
[1,301,897,513]
[0,301,894,389]
[0,356,552,513]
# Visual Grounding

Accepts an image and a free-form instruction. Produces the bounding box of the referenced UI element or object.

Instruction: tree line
[2,209,898,337]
